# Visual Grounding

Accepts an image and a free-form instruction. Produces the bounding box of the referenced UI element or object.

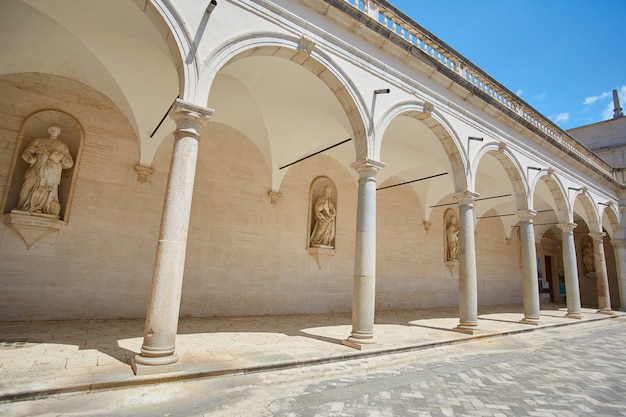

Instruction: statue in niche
[309,184,337,248]
[16,125,74,218]
[445,210,459,261]
[582,240,595,274]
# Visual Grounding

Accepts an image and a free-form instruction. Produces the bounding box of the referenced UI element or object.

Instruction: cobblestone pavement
[2,304,607,401]
[3,316,625,417]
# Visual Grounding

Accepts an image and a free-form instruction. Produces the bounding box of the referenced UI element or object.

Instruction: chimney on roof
[613,89,624,119]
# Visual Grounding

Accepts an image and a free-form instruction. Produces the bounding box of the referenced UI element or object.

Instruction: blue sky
[387,0,626,130]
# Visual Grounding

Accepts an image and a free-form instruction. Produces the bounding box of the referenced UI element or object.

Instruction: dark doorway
[545,256,554,302]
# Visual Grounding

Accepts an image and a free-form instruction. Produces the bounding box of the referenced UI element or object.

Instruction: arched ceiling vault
[473,151,522,239]
[378,112,462,221]
[208,53,358,191]
[602,205,620,239]
[573,191,600,233]
[1,0,180,166]
[531,178,563,243]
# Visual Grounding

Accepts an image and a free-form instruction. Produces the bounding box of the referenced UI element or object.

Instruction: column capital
[351,159,385,176]
[170,99,214,139]
[557,222,577,233]
[517,209,537,222]
[454,191,480,206]
[589,231,606,241]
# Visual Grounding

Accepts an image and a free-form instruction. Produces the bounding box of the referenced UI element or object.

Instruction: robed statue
[309,185,336,248]
[16,125,74,217]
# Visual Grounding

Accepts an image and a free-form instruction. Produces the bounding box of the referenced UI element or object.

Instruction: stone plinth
[4,211,65,249]
[308,246,335,269]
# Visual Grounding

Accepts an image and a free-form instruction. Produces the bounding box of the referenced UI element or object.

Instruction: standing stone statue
[309,185,337,248]
[582,241,595,274]
[16,125,74,217]
[446,213,459,261]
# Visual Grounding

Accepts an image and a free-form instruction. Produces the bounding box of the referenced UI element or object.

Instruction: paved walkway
[0,304,621,403]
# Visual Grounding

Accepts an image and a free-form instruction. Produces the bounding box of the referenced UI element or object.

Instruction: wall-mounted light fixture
[467,136,483,151]
[205,0,217,15]
[374,88,390,95]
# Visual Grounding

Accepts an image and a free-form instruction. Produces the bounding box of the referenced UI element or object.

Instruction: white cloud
[602,103,613,120]
[583,91,611,106]
[516,89,523,96]
[553,112,569,123]
[599,86,626,120]
[581,86,626,121]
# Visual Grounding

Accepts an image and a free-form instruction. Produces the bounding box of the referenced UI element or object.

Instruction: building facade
[1,0,624,374]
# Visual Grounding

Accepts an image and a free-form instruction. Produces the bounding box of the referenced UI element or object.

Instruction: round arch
[470,142,529,211]
[139,0,199,103]
[601,203,620,239]
[200,32,370,163]
[530,171,570,224]
[1,1,183,168]
[571,188,601,233]
[375,100,468,193]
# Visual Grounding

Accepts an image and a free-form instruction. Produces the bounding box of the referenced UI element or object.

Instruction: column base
[520,317,543,326]
[596,309,616,316]
[454,323,479,335]
[342,334,381,350]
[132,353,182,376]
[565,312,582,319]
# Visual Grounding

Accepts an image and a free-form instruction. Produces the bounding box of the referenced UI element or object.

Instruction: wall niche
[3,110,83,248]
[444,208,459,263]
[307,176,337,268]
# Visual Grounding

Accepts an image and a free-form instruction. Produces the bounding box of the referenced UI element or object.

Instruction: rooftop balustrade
[341,0,616,181]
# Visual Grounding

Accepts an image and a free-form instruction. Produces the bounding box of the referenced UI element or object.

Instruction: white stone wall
[0,73,524,322]
[173,122,358,317]
[474,210,523,305]
[0,73,157,320]
[376,189,522,311]
[568,118,626,168]
[376,186,458,310]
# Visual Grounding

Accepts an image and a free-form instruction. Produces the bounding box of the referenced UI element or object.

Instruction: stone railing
[341,0,615,180]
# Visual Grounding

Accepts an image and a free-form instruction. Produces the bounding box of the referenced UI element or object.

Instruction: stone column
[343,159,385,349]
[557,223,582,319]
[589,232,613,314]
[517,210,542,324]
[611,239,626,311]
[133,100,213,375]
[455,191,480,334]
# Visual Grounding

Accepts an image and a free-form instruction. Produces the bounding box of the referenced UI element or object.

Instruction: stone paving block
[0,304,624,409]
[96,355,126,366]
[65,356,98,369]
[30,357,67,372]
